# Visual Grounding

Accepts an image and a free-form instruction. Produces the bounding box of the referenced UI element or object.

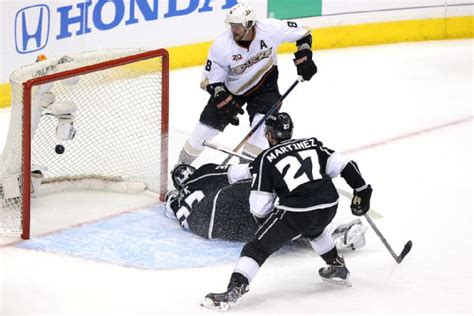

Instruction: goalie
[1,55,80,198]
[166,163,367,250]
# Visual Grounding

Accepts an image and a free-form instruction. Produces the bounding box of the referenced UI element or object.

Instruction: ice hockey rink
[0,39,472,315]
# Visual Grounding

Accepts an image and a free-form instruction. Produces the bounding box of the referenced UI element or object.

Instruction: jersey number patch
[205,60,212,71]
[177,191,205,229]
[275,149,322,191]
[287,21,298,28]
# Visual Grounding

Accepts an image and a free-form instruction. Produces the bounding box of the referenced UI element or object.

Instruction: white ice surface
[1,39,473,315]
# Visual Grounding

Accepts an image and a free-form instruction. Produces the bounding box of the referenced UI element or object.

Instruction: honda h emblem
[15,4,50,54]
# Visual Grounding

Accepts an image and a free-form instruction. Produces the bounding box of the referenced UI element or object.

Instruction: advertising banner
[0,0,239,82]
[0,0,471,108]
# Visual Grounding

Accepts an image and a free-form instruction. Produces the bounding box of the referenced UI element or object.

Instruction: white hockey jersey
[201,19,309,96]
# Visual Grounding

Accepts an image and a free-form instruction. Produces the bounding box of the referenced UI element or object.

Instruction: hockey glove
[350,185,372,216]
[293,49,317,81]
[213,85,244,126]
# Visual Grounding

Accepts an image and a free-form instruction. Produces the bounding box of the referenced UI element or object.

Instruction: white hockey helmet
[225,3,256,29]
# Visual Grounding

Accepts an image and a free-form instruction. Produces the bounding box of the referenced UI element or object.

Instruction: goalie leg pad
[49,101,77,116]
[48,101,78,141]
[31,170,44,197]
[36,82,54,95]
[35,91,56,108]
[332,218,368,251]
[56,117,76,141]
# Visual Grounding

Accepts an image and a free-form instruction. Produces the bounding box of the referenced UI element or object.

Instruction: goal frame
[20,48,169,239]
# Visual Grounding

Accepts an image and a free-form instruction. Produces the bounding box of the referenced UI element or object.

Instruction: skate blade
[321,277,352,287]
[200,298,231,312]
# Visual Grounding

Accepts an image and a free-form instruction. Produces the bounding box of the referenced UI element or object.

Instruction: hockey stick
[204,141,255,161]
[363,214,412,264]
[336,189,383,219]
[221,78,301,165]
[203,141,255,162]
[336,189,412,263]
[207,142,413,264]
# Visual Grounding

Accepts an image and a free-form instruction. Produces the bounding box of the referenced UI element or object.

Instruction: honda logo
[15,4,50,54]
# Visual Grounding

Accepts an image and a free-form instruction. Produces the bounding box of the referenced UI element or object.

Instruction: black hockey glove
[225,103,244,126]
[213,85,244,126]
[350,185,372,216]
[293,49,317,81]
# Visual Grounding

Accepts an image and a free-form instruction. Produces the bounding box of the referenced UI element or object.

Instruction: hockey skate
[201,284,248,311]
[319,257,352,287]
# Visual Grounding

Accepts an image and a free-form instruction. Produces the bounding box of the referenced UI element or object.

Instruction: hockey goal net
[0,48,169,239]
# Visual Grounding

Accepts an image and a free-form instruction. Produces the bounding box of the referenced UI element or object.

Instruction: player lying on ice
[166,163,368,251]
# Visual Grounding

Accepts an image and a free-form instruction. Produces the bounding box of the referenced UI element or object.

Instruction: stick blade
[396,240,413,263]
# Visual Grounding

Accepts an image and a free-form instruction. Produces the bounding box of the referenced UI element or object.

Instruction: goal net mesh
[0,48,168,236]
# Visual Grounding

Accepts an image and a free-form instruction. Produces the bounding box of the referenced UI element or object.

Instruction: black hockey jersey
[250,138,340,213]
[168,163,257,241]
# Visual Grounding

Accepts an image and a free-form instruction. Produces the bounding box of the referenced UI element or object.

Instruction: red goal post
[1,48,169,239]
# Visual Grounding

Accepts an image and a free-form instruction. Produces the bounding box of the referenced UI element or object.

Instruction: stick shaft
[208,135,413,264]
[363,214,400,262]
[203,141,255,161]
[221,79,300,164]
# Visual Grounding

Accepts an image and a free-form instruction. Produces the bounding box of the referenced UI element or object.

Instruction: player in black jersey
[166,164,368,247]
[166,163,257,242]
[202,112,373,311]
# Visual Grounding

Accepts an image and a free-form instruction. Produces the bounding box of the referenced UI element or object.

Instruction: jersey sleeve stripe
[208,187,226,239]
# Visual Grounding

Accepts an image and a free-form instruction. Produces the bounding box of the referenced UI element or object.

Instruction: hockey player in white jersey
[176,3,317,165]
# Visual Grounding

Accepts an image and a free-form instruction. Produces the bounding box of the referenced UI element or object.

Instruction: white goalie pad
[331,218,368,251]
[2,175,21,199]
[56,118,76,141]
[35,177,147,197]
[60,76,81,86]
[48,101,77,116]
[34,90,56,109]
[31,165,47,197]
[36,82,54,95]
[31,171,44,197]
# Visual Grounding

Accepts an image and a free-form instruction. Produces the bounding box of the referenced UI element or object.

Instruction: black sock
[321,246,341,265]
[228,272,249,289]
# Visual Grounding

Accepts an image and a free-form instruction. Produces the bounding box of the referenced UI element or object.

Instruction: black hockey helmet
[171,164,196,190]
[265,112,294,142]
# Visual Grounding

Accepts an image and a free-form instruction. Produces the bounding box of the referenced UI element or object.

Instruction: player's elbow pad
[341,161,366,190]
[249,191,274,218]
[228,164,251,184]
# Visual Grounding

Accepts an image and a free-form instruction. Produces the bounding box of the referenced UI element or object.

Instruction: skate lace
[228,284,248,302]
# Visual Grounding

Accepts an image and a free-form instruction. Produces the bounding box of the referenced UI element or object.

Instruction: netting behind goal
[0,48,169,239]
